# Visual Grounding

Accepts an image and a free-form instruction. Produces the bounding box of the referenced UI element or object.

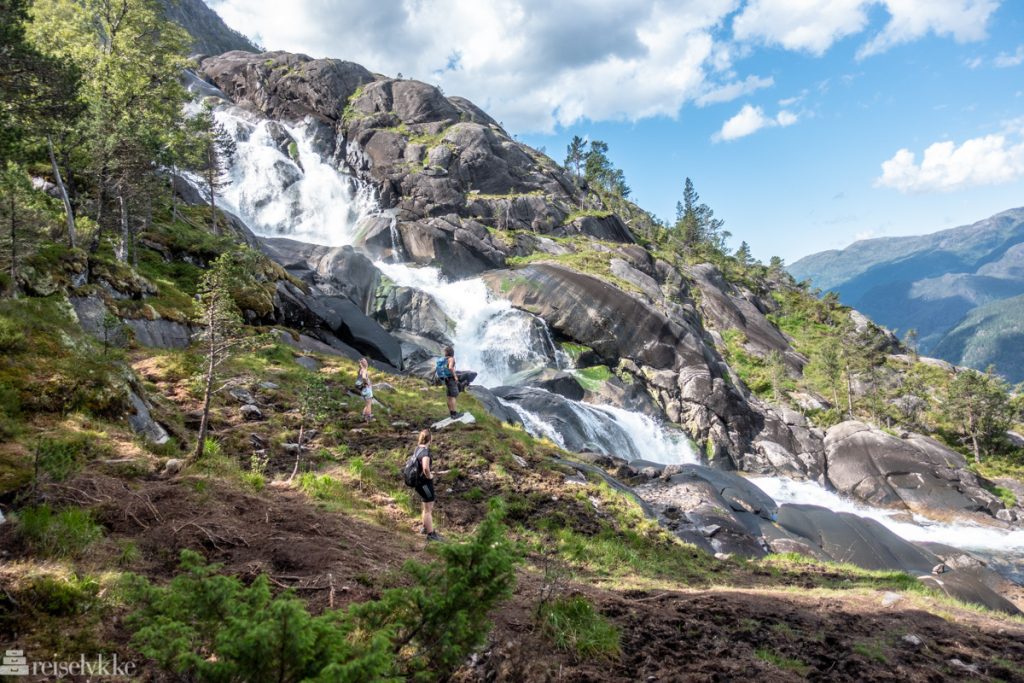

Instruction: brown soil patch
[468,581,1024,682]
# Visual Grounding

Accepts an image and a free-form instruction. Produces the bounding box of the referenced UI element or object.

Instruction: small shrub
[18,505,104,558]
[117,540,142,566]
[27,574,100,616]
[0,316,25,352]
[35,435,90,482]
[240,471,265,492]
[539,595,620,660]
[126,501,519,681]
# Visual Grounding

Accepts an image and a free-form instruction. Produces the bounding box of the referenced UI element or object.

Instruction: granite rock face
[823,421,1008,518]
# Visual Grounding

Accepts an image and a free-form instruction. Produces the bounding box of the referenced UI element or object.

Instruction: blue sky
[210,0,1024,263]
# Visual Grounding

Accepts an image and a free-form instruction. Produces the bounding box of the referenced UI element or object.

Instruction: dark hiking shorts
[415,479,436,502]
[444,376,459,398]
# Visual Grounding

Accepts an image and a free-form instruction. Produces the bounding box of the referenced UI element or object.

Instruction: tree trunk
[90,165,107,255]
[845,369,854,417]
[116,194,129,262]
[47,136,77,249]
[8,194,16,291]
[207,159,218,235]
[192,307,216,462]
[170,162,179,222]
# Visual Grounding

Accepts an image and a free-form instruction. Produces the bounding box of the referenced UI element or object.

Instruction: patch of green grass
[991,485,1018,509]
[755,648,810,675]
[852,641,888,664]
[26,573,101,616]
[549,526,715,584]
[539,596,620,660]
[572,365,612,392]
[17,505,104,558]
[563,208,613,224]
[758,552,926,593]
[507,238,642,296]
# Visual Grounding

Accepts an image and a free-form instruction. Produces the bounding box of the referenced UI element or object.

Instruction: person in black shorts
[440,345,478,419]
[412,429,441,541]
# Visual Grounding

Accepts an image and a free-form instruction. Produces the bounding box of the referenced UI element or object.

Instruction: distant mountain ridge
[789,207,1024,382]
[160,0,258,55]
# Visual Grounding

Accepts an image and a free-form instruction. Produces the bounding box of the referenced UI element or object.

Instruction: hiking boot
[426,531,444,542]
[449,411,458,419]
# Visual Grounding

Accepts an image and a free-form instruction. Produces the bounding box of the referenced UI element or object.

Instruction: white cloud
[858,0,1000,58]
[713,104,798,141]
[696,74,774,106]
[875,128,1024,192]
[732,0,999,58]
[732,0,872,55]
[994,45,1024,67]
[208,0,751,133]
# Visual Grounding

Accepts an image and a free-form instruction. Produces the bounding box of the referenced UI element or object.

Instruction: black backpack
[402,446,428,487]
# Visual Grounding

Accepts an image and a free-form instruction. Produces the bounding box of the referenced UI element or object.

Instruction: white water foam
[377,261,697,464]
[750,475,1024,559]
[214,108,378,246]
[376,261,557,387]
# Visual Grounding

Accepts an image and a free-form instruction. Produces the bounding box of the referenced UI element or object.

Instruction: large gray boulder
[824,421,1006,517]
[259,239,380,313]
[484,264,707,371]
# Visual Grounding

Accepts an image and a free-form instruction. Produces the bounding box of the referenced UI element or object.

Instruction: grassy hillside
[3,204,1024,679]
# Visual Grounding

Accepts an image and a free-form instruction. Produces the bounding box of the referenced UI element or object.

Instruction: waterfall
[751,475,1024,582]
[213,107,379,246]
[376,261,698,465]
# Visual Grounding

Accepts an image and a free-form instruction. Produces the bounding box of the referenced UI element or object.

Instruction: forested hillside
[789,208,1024,382]
[2,0,1024,680]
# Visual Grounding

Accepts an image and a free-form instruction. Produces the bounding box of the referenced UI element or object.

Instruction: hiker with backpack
[435,345,477,420]
[356,357,373,423]
[403,429,441,541]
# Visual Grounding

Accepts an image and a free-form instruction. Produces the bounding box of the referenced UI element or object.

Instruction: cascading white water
[214,107,378,246]
[376,262,559,387]
[751,475,1024,580]
[376,261,698,464]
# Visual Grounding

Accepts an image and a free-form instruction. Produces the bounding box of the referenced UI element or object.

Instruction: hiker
[437,345,477,419]
[411,429,441,541]
[356,357,373,422]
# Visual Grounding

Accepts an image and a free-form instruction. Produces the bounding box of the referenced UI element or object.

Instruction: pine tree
[564,135,587,181]
[189,107,237,234]
[735,241,752,268]
[946,367,1014,463]
[190,250,261,462]
[29,0,190,256]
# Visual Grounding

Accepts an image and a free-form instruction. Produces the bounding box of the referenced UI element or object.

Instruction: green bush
[35,434,104,482]
[27,574,100,616]
[127,501,519,681]
[0,316,24,352]
[539,595,620,660]
[17,505,104,558]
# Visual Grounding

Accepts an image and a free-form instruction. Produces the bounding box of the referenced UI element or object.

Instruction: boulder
[467,386,523,426]
[483,264,707,371]
[124,318,192,349]
[824,421,1004,517]
[127,390,170,445]
[259,239,381,313]
[376,286,453,345]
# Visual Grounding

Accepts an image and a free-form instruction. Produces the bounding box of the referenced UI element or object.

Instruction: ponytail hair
[418,429,432,446]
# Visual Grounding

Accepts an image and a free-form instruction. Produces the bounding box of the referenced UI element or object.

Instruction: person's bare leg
[447,396,456,414]
[363,398,372,421]
[422,501,434,533]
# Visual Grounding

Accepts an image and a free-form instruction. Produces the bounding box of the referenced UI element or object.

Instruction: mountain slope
[159,0,257,55]
[789,208,1024,381]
